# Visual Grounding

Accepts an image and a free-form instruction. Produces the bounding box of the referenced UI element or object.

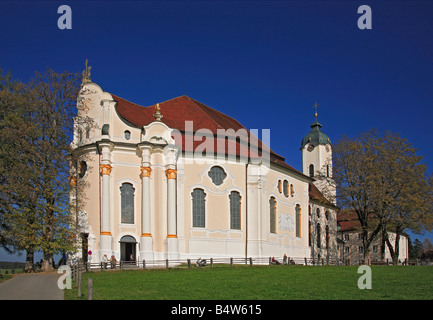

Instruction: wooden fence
[70,256,432,273]
[74,256,349,272]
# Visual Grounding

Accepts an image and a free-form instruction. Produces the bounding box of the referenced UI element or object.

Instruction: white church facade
[70,76,339,264]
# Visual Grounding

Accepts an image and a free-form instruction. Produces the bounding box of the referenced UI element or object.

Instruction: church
[70,72,338,264]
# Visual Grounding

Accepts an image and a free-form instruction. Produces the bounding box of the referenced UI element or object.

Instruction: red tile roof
[112,94,306,177]
[337,210,361,232]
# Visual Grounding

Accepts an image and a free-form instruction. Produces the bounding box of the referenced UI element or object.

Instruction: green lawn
[65,265,433,300]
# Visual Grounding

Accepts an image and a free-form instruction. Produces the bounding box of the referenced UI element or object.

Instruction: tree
[333,130,383,262]
[25,68,84,271]
[0,69,41,270]
[0,67,89,272]
[333,129,433,264]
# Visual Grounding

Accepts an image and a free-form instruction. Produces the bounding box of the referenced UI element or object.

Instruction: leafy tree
[0,68,88,271]
[333,129,433,264]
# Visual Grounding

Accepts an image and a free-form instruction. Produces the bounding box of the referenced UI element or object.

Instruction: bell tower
[301,102,335,203]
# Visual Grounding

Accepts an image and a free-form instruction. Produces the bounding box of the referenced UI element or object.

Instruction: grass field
[64,265,433,300]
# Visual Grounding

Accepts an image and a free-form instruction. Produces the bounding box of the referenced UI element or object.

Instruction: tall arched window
[309,164,314,177]
[283,180,289,197]
[295,204,301,237]
[269,197,277,233]
[120,183,135,224]
[229,191,241,230]
[317,223,321,248]
[192,188,206,228]
[326,226,330,249]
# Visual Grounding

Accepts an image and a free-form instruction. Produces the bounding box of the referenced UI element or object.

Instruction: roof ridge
[112,94,150,110]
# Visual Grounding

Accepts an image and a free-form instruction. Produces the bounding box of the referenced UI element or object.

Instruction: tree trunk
[41,252,54,272]
[24,250,34,273]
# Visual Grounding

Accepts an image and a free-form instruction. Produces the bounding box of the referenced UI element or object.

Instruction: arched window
[283,180,289,197]
[317,223,321,248]
[120,183,135,224]
[326,226,330,249]
[277,180,282,193]
[295,204,301,237]
[290,184,295,197]
[229,191,241,230]
[309,164,314,177]
[124,130,131,140]
[317,208,321,218]
[269,197,277,233]
[192,188,206,227]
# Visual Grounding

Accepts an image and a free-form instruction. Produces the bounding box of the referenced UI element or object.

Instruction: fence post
[210,258,213,268]
[88,278,93,300]
[249,257,253,267]
[77,267,82,298]
[304,257,307,266]
[166,259,169,269]
[269,257,272,265]
[187,259,191,268]
[143,260,146,269]
[230,257,233,267]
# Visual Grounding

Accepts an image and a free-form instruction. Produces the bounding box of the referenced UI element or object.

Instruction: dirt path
[0,273,64,300]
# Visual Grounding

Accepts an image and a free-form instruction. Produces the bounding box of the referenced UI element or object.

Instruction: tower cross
[313,101,319,120]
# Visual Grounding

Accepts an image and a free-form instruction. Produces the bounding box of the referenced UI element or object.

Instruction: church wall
[263,167,311,258]
[179,158,247,258]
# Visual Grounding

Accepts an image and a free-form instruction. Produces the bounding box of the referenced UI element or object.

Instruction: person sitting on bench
[196,257,206,267]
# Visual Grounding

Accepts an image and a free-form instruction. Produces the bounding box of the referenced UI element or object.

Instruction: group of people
[101,253,135,269]
[272,254,295,265]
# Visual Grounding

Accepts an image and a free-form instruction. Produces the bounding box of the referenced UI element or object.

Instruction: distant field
[64,265,433,300]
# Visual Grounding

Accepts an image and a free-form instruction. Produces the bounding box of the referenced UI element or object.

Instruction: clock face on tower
[307,144,314,152]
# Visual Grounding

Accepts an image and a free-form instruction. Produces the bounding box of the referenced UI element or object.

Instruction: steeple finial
[153,103,163,121]
[81,59,92,84]
[313,101,319,121]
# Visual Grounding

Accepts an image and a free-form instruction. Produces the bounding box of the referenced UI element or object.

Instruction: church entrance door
[120,235,137,262]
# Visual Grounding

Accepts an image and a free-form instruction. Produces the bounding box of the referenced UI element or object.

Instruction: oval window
[78,161,87,178]
[208,166,227,186]
[124,130,131,140]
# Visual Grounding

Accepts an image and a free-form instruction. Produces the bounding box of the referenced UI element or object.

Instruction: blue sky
[1,1,433,260]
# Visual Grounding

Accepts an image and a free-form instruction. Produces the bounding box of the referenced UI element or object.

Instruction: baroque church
[70,71,339,264]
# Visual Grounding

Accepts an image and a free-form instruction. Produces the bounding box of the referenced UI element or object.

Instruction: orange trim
[101,231,112,236]
[141,233,152,237]
[69,176,77,187]
[165,169,177,180]
[167,234,178,239]
[140,166,152,178]
[100,164,112,176]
